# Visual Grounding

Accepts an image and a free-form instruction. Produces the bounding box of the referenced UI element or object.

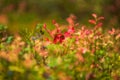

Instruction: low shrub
[0,14,120,80]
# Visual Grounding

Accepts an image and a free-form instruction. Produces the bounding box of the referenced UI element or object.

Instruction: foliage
[0,14,120,80]
[0,24,13,44]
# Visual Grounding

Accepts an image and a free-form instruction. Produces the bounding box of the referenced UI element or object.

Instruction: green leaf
[9,66,24,73]
[6,36,13,44]
[36,24,43,30]
[47,57,58,67]
[0,24,7,31]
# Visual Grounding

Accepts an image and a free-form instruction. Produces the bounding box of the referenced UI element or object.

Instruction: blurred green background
[0,0,120,33]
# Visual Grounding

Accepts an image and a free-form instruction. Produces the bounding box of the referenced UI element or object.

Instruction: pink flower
[85,29,92,35]
[68,27,75,34]
[64,32,70,37]
[64,27,75,37]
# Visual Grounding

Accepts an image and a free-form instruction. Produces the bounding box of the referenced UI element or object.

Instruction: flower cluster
[0,14,120,80]
[42,14,78,44]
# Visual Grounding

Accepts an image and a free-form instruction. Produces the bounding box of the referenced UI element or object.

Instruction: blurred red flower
[53,33,65,44]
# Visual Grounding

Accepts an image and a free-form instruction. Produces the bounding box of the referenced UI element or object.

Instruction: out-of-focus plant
[0,14,120,80]
[0,24,8,42]
[0,24,13,44]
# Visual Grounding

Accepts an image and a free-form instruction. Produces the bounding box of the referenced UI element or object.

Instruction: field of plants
[0,13,120,80]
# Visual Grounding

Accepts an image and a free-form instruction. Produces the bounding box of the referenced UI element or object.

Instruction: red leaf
[92,13,97,18]
[89,19,96,24]
[98,16,104,20]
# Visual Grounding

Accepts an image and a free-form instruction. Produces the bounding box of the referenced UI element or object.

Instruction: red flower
[53,33,65,44]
